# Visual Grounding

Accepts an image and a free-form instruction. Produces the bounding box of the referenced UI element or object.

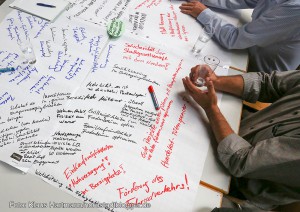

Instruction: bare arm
[205,105,233,143]
[214,75,244,97]
[190,65,244,97]
[182,76,234,143]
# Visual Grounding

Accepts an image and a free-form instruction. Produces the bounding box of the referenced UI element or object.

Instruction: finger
[179,6,194,11]
[179,5,195,10]
[184,77,202,94]
[182,78,192,94]
[190,65,200,81]
[191,65,200,73]
[179,5,194,9]
[182,78,188,90]
[180,10,192,15]
[206,79,216,97]
[181,2,195,6]
[203,64,213,76]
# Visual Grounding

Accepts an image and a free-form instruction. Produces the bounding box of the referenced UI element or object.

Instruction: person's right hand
[179,1,207,18]
[189,64,218,87]
[182,76,218,112]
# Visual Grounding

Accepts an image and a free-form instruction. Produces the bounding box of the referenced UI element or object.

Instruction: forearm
[214,75,244,97]
[197,9,256,50]
[205,105,234,143]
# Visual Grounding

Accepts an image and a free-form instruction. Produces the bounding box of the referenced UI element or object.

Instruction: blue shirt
[196,0,300,73]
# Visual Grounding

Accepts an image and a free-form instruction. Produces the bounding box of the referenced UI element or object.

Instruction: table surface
[200,9,252,194]
[0,161,223,212]
[0,0,251,210]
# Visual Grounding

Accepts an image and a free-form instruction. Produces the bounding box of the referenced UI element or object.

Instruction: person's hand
[189,64,218,87]
[182,76,218,112]
[179,1,207,18]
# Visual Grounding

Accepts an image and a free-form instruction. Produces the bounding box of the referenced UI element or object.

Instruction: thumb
[207,79,216,97]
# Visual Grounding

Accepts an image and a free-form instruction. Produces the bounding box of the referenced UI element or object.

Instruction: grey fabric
[196,0,300,72]
[217,70,300,210]
[211,208,242,212]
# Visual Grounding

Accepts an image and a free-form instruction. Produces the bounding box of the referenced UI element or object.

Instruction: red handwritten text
[64,145,113,180]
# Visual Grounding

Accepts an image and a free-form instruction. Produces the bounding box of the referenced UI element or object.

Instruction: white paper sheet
[0,1,235,211]
[28,32,212,211]
[65,0,133,26]
[10,0,70,22]
[0,10,109,171]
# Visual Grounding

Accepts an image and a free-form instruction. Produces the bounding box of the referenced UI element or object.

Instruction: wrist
[204,104,219,116]
[213,77,222,91]
[198,7,208,16]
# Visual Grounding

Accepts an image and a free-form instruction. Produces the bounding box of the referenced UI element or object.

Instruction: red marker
[148,85,160,110]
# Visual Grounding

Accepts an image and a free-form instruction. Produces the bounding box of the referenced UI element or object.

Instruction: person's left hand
[182,76,217,112]
[179,1,207,18]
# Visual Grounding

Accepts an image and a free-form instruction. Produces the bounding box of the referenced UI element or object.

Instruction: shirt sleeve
[217,133,300,185]
[198,0,257,9]
[242,70,300,103]
[196,4,300,50]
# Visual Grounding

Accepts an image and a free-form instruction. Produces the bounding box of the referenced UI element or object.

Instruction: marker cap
[148,85,154,93]
[107,20,125,38]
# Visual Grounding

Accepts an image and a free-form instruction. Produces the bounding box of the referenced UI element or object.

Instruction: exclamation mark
[185,174,190,190]
[119,164,126,174]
